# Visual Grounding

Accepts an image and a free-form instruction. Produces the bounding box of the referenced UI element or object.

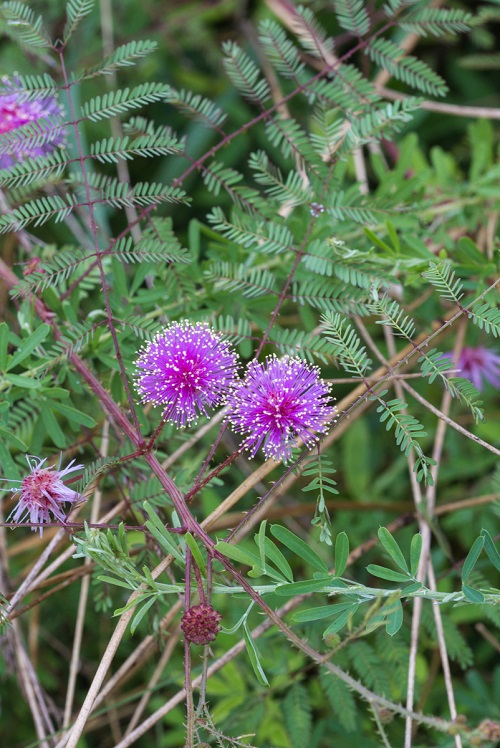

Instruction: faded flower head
[310,202,325,217]
[134,321,238,427]
[442,346,500,391]
[226,355,335,463]
[181,603,222,645]
[4,455,83,536]
[0,76,64,169]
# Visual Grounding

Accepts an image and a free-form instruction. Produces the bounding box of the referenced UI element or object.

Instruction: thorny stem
[184,550,194,748]
[198,558,213,707]
[192,559,206,605]
[58,50,142,436]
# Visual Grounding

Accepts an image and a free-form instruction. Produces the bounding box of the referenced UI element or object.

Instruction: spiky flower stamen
[134,321,239,427]
[226,355,335,463]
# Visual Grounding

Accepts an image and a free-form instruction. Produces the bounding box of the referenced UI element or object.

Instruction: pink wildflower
[226,355,335,463]
[134,321,238,427]
[442,346,500,391]
[4,455,83,535]
[0,76,64,169]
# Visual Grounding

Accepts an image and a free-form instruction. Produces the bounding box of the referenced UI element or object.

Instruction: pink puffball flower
[0,75,64,169]
[134,321,239,427]
[442,346,500,391]
[226,355,335,463]
[4,455,83,536]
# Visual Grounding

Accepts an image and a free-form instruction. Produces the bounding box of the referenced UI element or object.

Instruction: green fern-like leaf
[334,0,370,36]
[302,236,392,287]
[0,1,51,48]
[347,97,422,147]
[268,327,338,364]
[292,278,371,316]
[401,8,473,37]
[118,314,162,341]
[282,683,312,748]
[383,0,414,17]
[448,378,485,424]
[222,40,270,104]
[79,39,158,79]
[320,669,357,732]
[112,221,190,266]
[292,6,336,62]
[111,237,182,265]
[0,119,65,160]
[302,454,338,546]
[418,349,484,424]
[164,267,199,314]
[421,606,473,669]
[164,87,227,129]
[81,82,171,122]
[375,394,435,484]
[326,191,376,224]
[90,132,183,163]
[49,320,99,359]
[421,259,464,304]
[11,245,92,297]
[258,19,307,81]
[249,150,315,206]
[377,397,426,452]
[309,63,380,111]
[207,207,295,255]
[0,150,67,189]
[370,291,416,339]
[348,641,392,695]
[63,0,94,43]
[310,106,349,158]
[366,38,448,96]
[264,115,319,169]
[206,261,278,299]
[7,399,42,446]
[469,302,500,338]
[95,180,188,209]
[320,311,372,375]
[3,72,57,100]
[211,315,254,346]
[202,161,244,197]
[0,194,75,232]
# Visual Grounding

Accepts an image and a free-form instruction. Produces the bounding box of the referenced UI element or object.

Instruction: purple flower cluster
[8,325,334,534]
[225,355,335,463]
[443,346,500,391]
[134,321,238,427]
[0,76,64,169]
[5,456,83,536]
[134,323,334,461]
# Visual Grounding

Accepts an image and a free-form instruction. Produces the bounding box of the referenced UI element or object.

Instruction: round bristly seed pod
[181,603,222,645]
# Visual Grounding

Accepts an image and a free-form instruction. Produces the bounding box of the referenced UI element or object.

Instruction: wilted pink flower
[4,455,83,535]
[0,76,64,169]
[135,321,238,427]
[442,346,500,391]
[226,355,335,462]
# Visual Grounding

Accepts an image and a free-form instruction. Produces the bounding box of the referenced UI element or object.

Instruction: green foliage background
[0,1,499,747]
